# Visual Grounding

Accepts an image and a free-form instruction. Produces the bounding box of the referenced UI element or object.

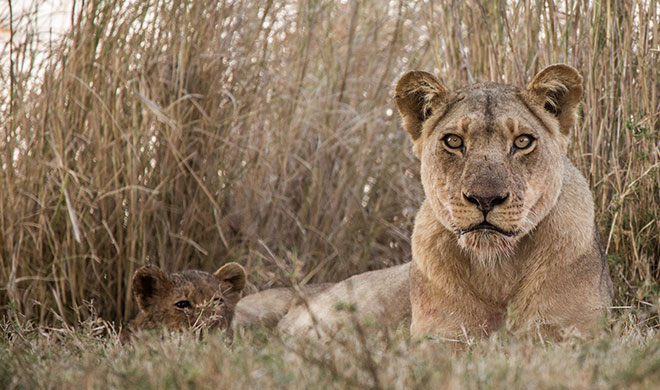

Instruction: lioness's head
[395,65,582,263]
[129,262,246,335]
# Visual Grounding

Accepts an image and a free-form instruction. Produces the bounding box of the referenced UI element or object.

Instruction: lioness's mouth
[458,221,516,237]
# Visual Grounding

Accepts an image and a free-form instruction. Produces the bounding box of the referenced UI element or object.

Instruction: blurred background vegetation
[1,0,658,327]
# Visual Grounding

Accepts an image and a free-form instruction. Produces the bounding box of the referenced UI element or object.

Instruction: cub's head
[395,65,583,263]
[128,262,246,336]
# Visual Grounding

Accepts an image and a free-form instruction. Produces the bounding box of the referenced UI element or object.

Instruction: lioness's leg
[278,263,411,339]
[234,284,332,329]
[409,261,504,339]
[509,245,611,337]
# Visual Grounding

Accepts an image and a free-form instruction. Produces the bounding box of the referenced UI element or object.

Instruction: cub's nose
[463,192,509,214]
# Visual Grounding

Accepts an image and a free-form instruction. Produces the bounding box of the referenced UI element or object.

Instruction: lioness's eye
[175,300,193,309]
[443,134,464,149]
[514,135,534,150]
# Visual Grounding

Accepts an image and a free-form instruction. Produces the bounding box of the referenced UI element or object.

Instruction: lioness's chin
[458,231,519,265]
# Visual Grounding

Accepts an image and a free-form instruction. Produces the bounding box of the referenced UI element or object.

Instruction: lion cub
[121,262,246,342]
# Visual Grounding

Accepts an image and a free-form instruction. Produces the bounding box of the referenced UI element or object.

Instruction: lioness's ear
[394,71,448,141]
[214,262,246,293]
[526,64,583,135]
[132,265,170,312]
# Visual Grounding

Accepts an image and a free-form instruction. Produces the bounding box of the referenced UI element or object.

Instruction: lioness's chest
[464,260,524,303]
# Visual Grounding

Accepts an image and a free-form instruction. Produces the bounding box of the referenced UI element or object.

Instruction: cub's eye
[174,300,192,309]
[514,135,534,150]
[443,134,464,149]
[213,297,224,304]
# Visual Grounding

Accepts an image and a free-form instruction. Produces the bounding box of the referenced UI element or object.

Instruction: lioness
[121,262,246,342]
[395,64,612,338]
[267,64,611,340]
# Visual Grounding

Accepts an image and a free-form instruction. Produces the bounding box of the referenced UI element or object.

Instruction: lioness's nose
[463,192,509,214]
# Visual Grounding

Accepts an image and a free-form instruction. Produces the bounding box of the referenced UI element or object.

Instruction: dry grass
[0,0,659,387]
[2,314,660,389]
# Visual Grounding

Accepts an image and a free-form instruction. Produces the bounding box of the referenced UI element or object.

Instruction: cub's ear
[132,265,171,312]
[394,71,448,141]
[526,64,583,135]
[214,262,246,293]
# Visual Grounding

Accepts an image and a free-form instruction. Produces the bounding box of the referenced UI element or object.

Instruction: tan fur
[276,263,411,338]
[233,284,333,329]
[121,262,246,342]
[394,64,612,338]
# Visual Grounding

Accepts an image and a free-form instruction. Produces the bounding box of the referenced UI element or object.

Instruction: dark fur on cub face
[395,65,583,263]
[122,262,246,341]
